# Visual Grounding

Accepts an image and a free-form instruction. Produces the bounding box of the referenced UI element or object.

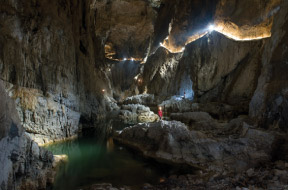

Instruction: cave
[0,0,288,189]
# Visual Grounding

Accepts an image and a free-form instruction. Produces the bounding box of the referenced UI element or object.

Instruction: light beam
[208,24,215,32]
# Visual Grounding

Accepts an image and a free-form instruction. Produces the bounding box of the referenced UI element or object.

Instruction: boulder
[115,120,275,173]
[119,104,159,124]
[138,112,159,123]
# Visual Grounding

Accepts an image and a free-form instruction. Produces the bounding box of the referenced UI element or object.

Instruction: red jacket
[158,110,163,118]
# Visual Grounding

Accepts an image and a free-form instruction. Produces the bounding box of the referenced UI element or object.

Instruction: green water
[45,120,195,190]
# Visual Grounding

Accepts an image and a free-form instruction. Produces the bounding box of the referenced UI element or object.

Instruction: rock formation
[119,104,159,124]
[0,0,288,189]
[0,81,54,190]
[139,0,288,131]
[2,0,286,143]
[115,120,276,173]
[0,0,120,144]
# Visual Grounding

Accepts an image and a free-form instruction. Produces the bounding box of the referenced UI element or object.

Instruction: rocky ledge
[111,118,288,189]
[114,119,278,173]
[119,104,159,124]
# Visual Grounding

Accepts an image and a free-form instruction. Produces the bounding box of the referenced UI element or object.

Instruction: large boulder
[115,120,275,173]
[119,104,159,124]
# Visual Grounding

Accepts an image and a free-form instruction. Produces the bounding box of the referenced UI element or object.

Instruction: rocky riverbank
[110,117,288,189]
[115,120,277,172]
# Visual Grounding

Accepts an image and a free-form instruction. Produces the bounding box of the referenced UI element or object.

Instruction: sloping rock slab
[115,120,275,173]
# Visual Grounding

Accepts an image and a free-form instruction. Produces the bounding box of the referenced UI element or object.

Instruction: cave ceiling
[94,0,281,60]
[92,0,157,62]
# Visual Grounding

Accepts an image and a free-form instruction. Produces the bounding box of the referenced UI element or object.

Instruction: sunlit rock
[53,154,68,168]
[119,104,159,124]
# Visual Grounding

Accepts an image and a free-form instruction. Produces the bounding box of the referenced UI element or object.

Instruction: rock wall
[4,82,81,144]
[139,0,288,128]
[0,0,119,144]
[186,32,263,107]
[249,0,288,129]
[0,81,54,190]
[93,0,157,60]
[115,120,276,173]
[0,0,287,143]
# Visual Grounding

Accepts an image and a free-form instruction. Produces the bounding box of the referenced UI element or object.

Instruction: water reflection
[45,119,195,190]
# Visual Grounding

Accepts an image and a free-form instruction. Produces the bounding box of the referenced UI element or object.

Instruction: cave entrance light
[160,19,273,54]
[208,24,215,32]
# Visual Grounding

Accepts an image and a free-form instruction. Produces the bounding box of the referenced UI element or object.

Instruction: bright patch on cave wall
[105,20,273,59]
[160,19,274,53]
[179,71,194,100]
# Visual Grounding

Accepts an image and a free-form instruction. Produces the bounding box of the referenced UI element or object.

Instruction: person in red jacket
[158,106,163,120]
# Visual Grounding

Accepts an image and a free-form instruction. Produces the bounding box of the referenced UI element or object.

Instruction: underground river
[45,120,196,190]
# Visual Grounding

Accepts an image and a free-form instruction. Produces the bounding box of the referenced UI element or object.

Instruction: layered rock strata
[0,0,120,143]
[0,81,54,190]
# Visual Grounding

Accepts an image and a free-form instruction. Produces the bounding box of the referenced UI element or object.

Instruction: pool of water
[45,120,195,190]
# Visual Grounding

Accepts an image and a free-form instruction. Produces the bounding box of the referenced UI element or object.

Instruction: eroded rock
[0,81,54,190]
[119,104,159,124]
[115,120,275,173]
[5,83,81,145]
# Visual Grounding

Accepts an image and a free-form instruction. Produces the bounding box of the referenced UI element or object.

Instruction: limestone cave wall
[0,81,54,190]
[140,0,288,128]
[0,0,288,189]
[0,0,287,145]
[0,0,116,144]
